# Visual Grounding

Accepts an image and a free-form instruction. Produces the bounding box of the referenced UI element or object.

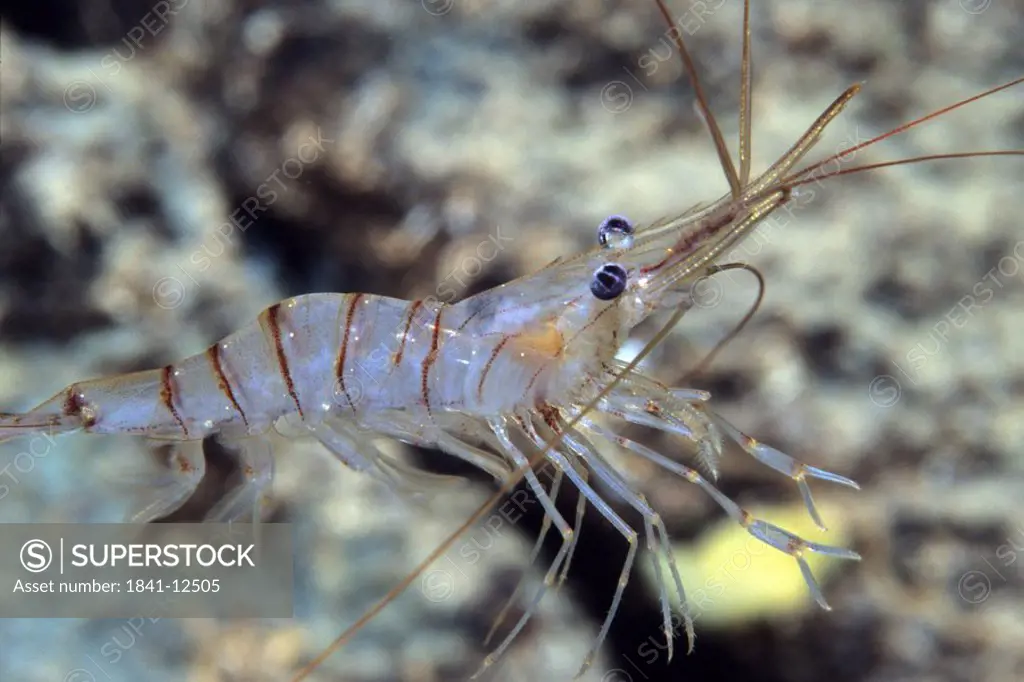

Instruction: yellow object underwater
[646,501,854,627]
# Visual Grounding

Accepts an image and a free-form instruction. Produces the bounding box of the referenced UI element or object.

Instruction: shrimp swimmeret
[1,0,1022,678]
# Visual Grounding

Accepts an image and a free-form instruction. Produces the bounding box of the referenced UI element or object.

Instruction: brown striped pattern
[265,303,304,419]
[206,345,248,427]
[455,302,486,333]
[559,301,616,353]
[160,365,189,436]
[476,334,513,403]
[334,293,363,412]
[394,299,423,368]
[420,306,444,414]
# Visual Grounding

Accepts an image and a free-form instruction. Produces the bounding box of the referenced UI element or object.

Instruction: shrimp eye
[590,263,628,300]
[597,215,635,249]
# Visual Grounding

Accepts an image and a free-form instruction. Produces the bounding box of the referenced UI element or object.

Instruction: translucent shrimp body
[0,140,861,677]
[3,0,1022,677]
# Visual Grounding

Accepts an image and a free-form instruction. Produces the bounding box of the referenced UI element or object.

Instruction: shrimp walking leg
[597,384,724,479]
[484,465,565,645]
[557,460,588,586]
[503,414,640,679]
[204,434,275,524]
[483,447,588,645]
[472,417,576,678]
[580,406,860,610]
[602,383,859,530]
[560,421,695,658]
[519,420,593,585]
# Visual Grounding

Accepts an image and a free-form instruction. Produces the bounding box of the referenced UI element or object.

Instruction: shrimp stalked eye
[590,263,628,300]
[597,215,635,249]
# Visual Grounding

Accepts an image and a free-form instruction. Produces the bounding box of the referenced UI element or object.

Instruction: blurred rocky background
[1,0,1022,681]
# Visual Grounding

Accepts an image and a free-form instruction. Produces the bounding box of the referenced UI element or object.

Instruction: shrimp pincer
[4,0,1023,679]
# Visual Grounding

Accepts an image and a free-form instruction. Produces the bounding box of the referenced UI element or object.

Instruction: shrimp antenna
[737,0,753,185]
[776,75,1024,191]
[677,262,765,384]
[652,0,744,198]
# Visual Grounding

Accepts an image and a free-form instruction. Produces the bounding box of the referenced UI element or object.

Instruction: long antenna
[738,0,753,185]
[653,0,741,198]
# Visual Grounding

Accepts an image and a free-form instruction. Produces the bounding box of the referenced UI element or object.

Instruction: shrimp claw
[712,414,862,531]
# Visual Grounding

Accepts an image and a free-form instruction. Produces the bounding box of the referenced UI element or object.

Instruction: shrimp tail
[0,390,87,444]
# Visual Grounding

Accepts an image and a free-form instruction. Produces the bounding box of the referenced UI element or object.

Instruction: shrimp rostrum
[3,0,1022,678]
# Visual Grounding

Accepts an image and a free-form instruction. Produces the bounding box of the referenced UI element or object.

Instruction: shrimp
[289,1,1023,679]
[0,0,1020,679]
